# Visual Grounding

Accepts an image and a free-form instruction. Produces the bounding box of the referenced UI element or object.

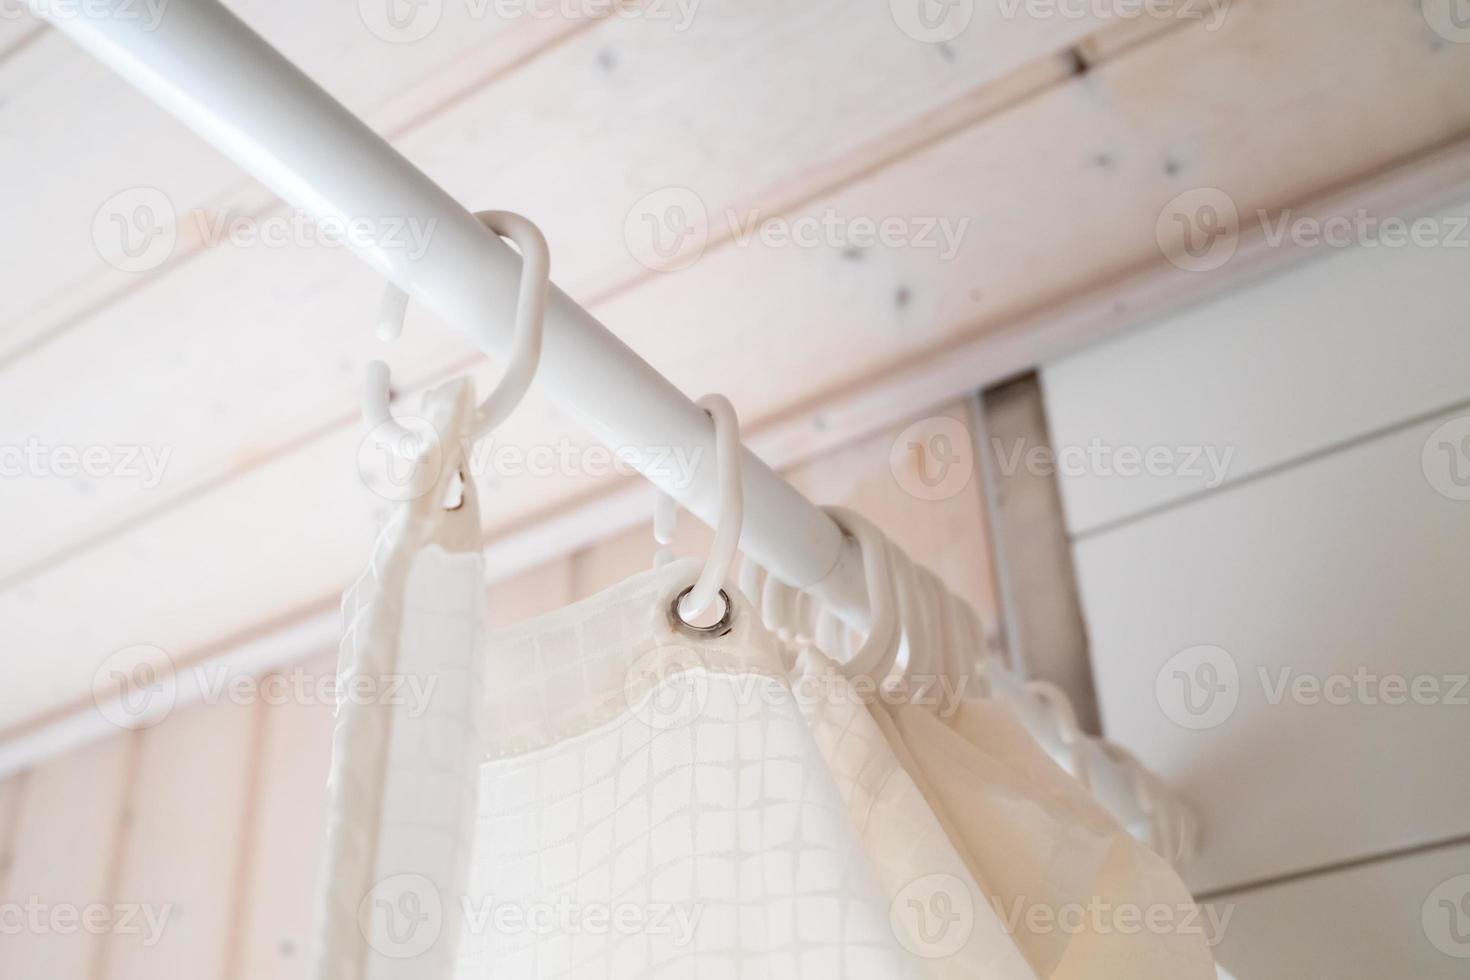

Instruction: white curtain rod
[35,0,871,625]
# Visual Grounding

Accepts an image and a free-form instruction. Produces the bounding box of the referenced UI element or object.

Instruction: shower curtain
[315,379,1218,979]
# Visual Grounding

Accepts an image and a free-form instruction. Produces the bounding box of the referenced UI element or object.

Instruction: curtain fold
[315,380,1217,979]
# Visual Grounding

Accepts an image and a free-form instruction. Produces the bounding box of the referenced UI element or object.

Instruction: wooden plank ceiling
[4,0,1469,735]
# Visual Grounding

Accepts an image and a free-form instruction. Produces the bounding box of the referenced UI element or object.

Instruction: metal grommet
[669,586,734,637]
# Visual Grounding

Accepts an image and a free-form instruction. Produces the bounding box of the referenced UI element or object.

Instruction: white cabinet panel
[1208,842,1470,978]
[1042,195,1470,535]
[1076,411,1470,894]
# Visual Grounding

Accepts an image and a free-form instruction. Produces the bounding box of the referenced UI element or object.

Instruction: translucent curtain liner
[314,381,1217,979]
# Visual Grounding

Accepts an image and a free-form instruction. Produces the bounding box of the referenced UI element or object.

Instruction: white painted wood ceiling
[3,0,1468,735]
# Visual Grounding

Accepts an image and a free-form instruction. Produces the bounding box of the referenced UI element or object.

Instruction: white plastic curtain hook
[666,394,743,624]
[362,210,551,454]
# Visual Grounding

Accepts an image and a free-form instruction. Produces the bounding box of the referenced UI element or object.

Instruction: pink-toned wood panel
[0,733,136,978]
[99,699,260,980]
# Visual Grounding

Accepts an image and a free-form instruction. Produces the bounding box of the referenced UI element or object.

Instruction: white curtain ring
[669,394,744,624]
[824,507,901,682]
[362,210,550,456]
[941,585,976,690]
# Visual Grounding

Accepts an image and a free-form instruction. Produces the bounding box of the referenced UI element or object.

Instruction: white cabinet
[1209,842,1470,978]
[1072,413,1470,894]
[1043,195,1470,537]
[1041,195,1470,898]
